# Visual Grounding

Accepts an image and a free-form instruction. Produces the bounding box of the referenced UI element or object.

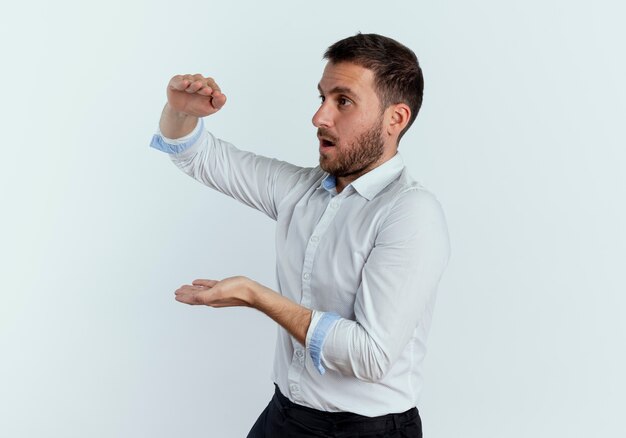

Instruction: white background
[1,1,624,437]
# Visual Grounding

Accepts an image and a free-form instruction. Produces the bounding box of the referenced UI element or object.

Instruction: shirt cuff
[306,311,341,375]
[149,118,204,154]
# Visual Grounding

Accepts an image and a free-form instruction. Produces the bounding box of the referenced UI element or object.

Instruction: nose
[312,102,333,128]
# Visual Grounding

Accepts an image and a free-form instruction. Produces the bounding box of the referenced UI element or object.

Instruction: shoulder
[376,170,447,223]
[275,164,326,189]
[376,174,450,260]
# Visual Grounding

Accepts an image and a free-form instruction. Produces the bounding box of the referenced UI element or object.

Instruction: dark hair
[324,33,424,142]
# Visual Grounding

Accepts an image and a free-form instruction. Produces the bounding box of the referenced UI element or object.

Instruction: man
[151,33,450,437]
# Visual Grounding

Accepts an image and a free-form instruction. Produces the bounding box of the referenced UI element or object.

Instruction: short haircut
[324,33,424,142]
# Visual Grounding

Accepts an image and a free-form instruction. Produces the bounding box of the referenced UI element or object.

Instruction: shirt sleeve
[305,310,341,375]
[306,189,451,382]
[150,118,308,221]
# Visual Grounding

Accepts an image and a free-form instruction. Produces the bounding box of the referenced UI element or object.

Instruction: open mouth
[317,129,337,148]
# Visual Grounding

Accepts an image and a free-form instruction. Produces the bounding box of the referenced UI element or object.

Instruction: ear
[385,103,411,138]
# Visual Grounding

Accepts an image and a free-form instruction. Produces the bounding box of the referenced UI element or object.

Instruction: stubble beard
[319,120,385,179]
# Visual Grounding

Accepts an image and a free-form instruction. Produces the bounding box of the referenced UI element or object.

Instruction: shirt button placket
[288,195,344,403]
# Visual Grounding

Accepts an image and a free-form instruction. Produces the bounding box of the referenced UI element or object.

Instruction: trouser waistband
[272,384,419,435]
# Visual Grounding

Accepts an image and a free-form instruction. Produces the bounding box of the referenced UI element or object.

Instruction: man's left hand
[175,276,255,308]
[173,275,313,346]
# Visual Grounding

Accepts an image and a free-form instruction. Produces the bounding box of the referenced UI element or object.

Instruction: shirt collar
[321,174,337,192]
[320,153,405,200]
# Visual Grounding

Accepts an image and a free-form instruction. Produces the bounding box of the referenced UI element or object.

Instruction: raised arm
[159,74,227,138]
[151,73,315,220]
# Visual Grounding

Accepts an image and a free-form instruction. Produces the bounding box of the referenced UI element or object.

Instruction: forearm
[159,103,199,139]
[250,281,312,346]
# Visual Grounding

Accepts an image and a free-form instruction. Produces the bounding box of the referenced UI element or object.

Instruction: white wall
[1,1,624,437]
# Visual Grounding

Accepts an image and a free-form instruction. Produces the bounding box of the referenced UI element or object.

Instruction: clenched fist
[159,74,227,138]
[166,74,227,117]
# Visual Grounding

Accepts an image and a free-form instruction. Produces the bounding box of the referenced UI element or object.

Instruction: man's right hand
[167,74,227,117]
[159,74,227,139]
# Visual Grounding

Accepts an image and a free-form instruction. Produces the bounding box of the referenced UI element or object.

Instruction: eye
[318,95,325,103]
[338,97,352,106]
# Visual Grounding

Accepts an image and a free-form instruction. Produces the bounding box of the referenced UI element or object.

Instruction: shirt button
[296,350,304,358]
[303,272,311,280]
[330,202,338,209]
[290,384,299,392]
[310,235,319,243]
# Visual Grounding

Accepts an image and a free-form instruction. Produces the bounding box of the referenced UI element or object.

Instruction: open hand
[174,276,254,308]
[174,276,312,345]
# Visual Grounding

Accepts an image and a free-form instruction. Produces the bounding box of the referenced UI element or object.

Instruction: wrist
[160,104,199,139]
[246,279,267,308]
[163,103,195,120]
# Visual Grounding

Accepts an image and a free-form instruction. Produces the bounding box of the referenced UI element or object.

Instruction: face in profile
[313,62,387,179]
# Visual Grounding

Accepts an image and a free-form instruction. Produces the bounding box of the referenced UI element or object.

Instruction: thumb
[211,92,227,110]
[192,279,219,288]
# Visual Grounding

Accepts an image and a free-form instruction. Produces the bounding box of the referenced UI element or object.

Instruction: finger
[192,279,219,288]
[184,74,219,92]
[183,73,201,81]
[175,292,203,305]
[169,75,191,91]
[196,85,214,96]
[186,80,206,93]
[174,285,191,295]
[174,286,204,304]
[204,76,221,93]
[175,284,204,294]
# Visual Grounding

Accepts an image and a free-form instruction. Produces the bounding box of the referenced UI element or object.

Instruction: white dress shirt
[150,119,450,417]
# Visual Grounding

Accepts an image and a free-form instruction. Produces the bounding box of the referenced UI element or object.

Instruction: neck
[334,149,397,193]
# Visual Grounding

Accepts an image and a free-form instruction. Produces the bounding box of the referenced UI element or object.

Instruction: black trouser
[247,384,422,437]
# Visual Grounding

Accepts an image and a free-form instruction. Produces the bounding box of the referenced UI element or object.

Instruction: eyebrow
[317,84,359,101]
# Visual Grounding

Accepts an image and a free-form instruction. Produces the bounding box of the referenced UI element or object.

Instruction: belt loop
[392,413,400,430]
